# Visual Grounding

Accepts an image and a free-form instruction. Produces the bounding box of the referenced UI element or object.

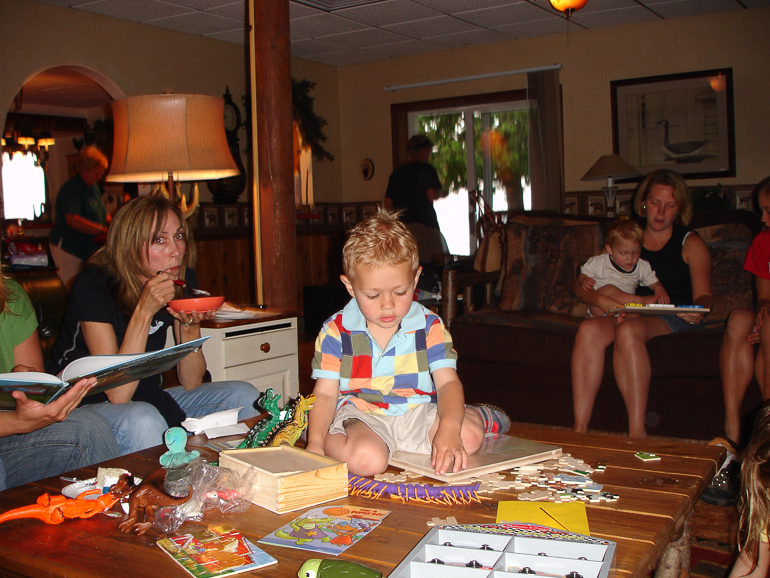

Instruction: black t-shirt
[385,161,442,230]
[47,266,197,427]
[639,224,694,306]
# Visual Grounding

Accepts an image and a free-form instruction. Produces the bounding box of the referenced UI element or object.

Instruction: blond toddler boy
[578,219,668,318]
[305,210,509,477]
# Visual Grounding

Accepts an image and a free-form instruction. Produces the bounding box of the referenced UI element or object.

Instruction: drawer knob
[260,342,271,353]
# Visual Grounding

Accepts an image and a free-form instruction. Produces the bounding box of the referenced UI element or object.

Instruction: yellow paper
[495,501,590,535]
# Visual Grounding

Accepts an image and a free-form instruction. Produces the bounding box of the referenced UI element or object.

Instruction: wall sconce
[581,154,641,218]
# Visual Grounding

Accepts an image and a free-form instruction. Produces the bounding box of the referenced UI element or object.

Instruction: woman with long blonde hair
[49,195,259,454]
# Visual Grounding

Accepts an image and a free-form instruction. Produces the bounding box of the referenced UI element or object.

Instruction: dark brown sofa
[443,210,762,441]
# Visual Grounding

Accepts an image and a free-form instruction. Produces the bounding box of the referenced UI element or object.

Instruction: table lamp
[106,93,239,207]
[580,154,641,218]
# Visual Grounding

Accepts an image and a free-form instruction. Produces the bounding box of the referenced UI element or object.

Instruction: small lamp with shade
[581,154,641,218]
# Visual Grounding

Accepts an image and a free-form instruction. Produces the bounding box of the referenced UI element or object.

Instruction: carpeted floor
[691,536,736,578]
[690,500,740,578]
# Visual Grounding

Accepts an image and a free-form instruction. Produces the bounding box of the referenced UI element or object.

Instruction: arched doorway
[2,66,125,222]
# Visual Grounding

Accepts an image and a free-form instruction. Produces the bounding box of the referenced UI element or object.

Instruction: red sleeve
[744,231,770,280]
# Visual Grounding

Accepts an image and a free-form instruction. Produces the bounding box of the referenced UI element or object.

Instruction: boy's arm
[647,281,670,304]
[305,377,340,456]
[431,366,469,475]
[576,272,596,293]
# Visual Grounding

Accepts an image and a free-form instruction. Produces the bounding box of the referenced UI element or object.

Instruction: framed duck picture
[611,68,735,180]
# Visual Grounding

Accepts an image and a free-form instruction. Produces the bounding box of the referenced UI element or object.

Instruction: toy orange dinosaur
[0,487,120,525]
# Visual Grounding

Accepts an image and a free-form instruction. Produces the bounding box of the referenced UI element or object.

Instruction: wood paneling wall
[194,236,254,305]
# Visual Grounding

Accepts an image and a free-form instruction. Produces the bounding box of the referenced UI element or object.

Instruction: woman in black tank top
[572,169,713,438]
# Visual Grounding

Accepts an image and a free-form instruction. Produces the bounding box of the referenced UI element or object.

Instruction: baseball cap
[407,134,432,153]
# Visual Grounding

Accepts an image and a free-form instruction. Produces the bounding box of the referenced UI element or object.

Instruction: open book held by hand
[0,336,210,410]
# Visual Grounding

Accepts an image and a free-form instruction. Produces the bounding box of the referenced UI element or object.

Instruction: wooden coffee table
[0,424,723,578]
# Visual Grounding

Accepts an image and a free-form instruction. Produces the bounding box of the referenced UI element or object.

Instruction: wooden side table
[199,310,300,406]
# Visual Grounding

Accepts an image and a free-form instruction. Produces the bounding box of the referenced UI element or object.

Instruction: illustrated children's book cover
[157,523,276,578]
[258,504,390,555]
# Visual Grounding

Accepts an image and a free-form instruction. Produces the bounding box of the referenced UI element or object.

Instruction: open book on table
[0,336,210,410]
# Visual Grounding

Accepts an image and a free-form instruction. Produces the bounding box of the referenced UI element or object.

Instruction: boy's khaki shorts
[328,402,438,459]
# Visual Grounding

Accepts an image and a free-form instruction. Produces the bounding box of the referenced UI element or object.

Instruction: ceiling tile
[290,2,324,18]
[454,2,553,28]
[571,5,661,28]
[413,0,523,13]
[290,13,368,37]
[493,16,573,38]
[361,38,445,58]
[568,0,638,14]
[75,0,193,22]
[291,38,350,56]
[333,0,441,26]
[206,3,247,20]
[160,0,239,9]
[426,28,513,49]
[646,0,751,19]
[320,27,407,48]
[205,28,248,44]
[27,0,96,5]
[739,0,770,8]
[148,12,241,34]
[382,15,480,38]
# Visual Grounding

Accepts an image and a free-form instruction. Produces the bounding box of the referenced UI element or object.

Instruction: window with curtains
[392,90,530,256]
[390,78,562,257]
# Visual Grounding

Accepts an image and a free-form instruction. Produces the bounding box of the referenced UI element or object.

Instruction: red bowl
[168,296,225,314]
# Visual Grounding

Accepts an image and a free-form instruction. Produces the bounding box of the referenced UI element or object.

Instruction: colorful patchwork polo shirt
[311,299,457,416]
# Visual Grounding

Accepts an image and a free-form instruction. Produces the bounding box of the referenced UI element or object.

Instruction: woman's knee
[725,309,756,338]
[575,319,615,350]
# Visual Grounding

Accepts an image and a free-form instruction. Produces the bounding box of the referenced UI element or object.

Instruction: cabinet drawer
[221,326,297,367]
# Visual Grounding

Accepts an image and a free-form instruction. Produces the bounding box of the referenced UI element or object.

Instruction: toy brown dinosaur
[113,469,192,535]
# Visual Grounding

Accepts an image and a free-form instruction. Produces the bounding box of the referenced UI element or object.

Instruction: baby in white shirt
[578,219,668,317]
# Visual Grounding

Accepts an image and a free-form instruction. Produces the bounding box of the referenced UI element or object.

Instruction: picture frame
[326,205,339,225]
[241,205,250,228]
[362,203,378,220]
[564,194,578,215]
[616,192,633,216]
[611,68,735,180]
[587,195,606,217]
[735,187,754,211]
[342,204,357,224]
[203,206,219,229]
[224,206,239,228]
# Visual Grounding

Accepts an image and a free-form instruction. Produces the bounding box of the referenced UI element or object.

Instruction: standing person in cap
[384,135,448,269]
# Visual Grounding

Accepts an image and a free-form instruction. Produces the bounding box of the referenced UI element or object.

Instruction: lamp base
[603,185,618,219]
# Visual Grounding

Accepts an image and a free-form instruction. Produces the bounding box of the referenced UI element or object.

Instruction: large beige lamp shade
[106,94,239,184]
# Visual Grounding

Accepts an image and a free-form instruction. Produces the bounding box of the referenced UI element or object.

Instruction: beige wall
[297,7,769,203]
[1,0,249,202]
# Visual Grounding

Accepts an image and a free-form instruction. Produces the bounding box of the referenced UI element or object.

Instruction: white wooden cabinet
[198,313,299,407]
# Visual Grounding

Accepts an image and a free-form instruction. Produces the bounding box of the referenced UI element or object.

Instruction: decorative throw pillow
[499,217,604,317]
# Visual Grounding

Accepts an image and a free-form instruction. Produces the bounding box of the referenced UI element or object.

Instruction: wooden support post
[249,0,296,308]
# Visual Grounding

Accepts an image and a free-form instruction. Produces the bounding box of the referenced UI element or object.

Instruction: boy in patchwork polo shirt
[306,209,510,477]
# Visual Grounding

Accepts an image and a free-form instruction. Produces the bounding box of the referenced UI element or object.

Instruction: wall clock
[207,86,247,202]
[360,158,374,181]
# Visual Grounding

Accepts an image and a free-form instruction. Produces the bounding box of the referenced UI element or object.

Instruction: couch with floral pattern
[446,210,761,440]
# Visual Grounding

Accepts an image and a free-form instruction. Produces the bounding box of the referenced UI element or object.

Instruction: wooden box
[219,446,348,514]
